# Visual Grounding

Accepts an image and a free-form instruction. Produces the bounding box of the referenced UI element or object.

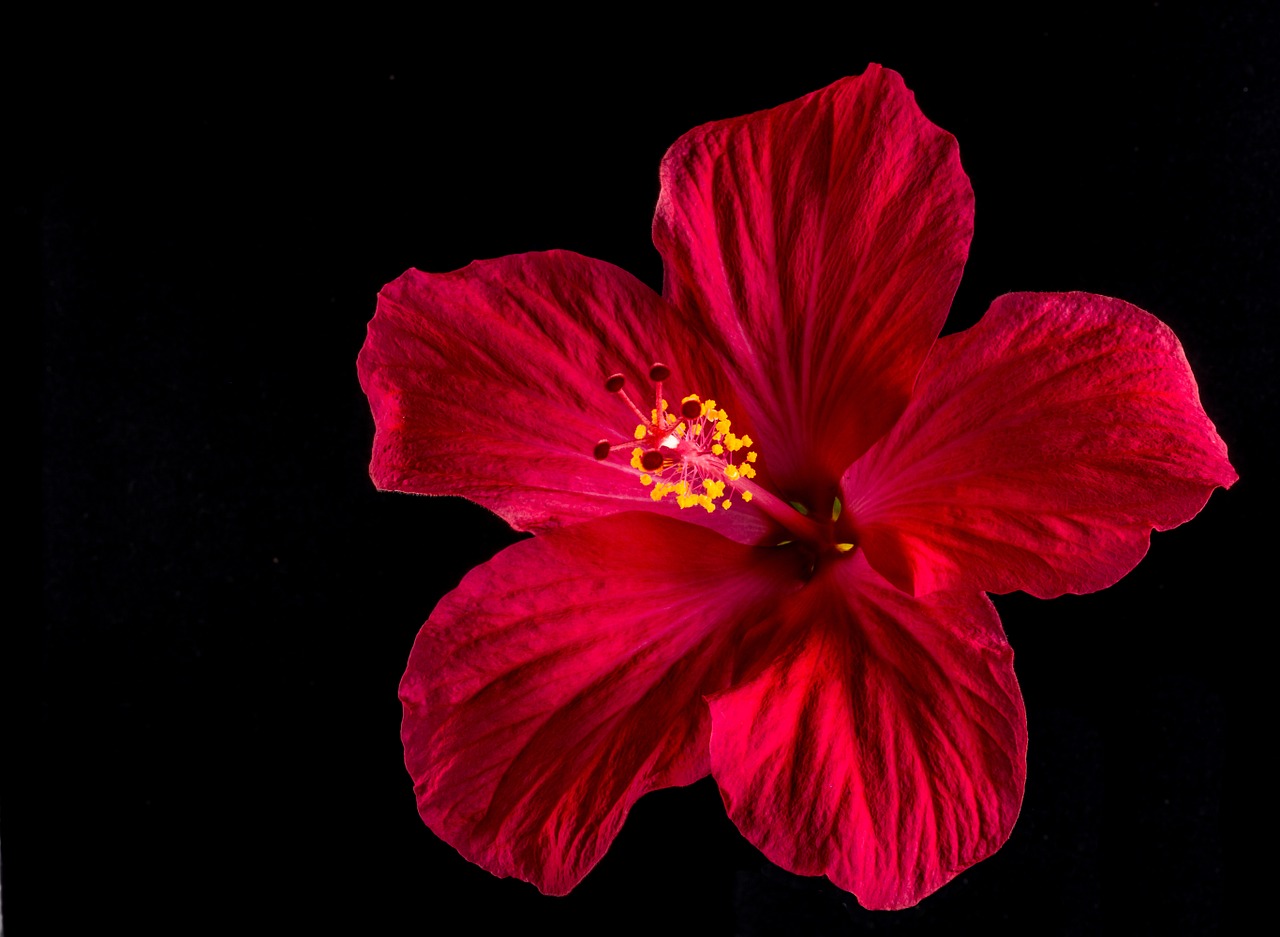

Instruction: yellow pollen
[836,543,855,553]
[615,383,761,517]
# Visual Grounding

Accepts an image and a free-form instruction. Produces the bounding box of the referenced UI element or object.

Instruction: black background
[20,8,1276,935]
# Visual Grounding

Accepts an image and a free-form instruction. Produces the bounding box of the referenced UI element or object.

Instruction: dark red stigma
[640,450,665,471]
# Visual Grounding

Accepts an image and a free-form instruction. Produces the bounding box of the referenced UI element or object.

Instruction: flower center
[592,363,758,513]
[592,363,853,554]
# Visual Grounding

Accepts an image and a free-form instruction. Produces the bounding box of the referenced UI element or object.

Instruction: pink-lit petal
[843,292,1237,598]
[401,512,804,895]
[708,554,1026,910]
[653,65,974,506]
[358,250,773,542]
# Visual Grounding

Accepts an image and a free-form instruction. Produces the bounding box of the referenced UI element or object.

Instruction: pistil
[725,477,826,542]
[593,363,825,541]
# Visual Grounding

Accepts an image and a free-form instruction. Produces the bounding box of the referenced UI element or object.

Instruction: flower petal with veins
[401,512,804,895]
[654,64,974,507]
[708,553,1026,910]
[359,250,774,543]
[843,292,1238,598]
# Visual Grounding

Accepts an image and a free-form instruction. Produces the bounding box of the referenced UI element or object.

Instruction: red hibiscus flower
[357,65,1235,909]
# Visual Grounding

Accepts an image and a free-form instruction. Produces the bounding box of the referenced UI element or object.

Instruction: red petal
[401,512,803,894]
[708,555,1026,910]
[358,250,773,543]
[653,65,973,507]
[843,292,1237,598]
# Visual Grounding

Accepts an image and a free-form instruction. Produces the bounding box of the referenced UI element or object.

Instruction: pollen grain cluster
[594,366,758,513]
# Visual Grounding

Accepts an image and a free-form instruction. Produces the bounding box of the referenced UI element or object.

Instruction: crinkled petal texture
[400,512,803,895]
[842,292,1238,598]
[358,250,773,543]
[708,554,1026,910]
[653,64,974,506]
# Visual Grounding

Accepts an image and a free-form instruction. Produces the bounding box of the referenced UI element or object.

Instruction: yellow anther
[836,543,855,553]
[616,384,763,519]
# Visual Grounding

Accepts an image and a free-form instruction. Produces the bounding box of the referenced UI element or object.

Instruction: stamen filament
[649,362,671,431]
[614,387,652,427]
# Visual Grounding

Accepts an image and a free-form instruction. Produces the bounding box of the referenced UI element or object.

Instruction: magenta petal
[653,65,974,505]
[843,292,1238,598]
[358,250,773,542]
[401,512,803,895]
[708,555,1026,910]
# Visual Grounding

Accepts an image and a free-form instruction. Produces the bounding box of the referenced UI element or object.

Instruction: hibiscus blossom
[357,65,1235,909]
